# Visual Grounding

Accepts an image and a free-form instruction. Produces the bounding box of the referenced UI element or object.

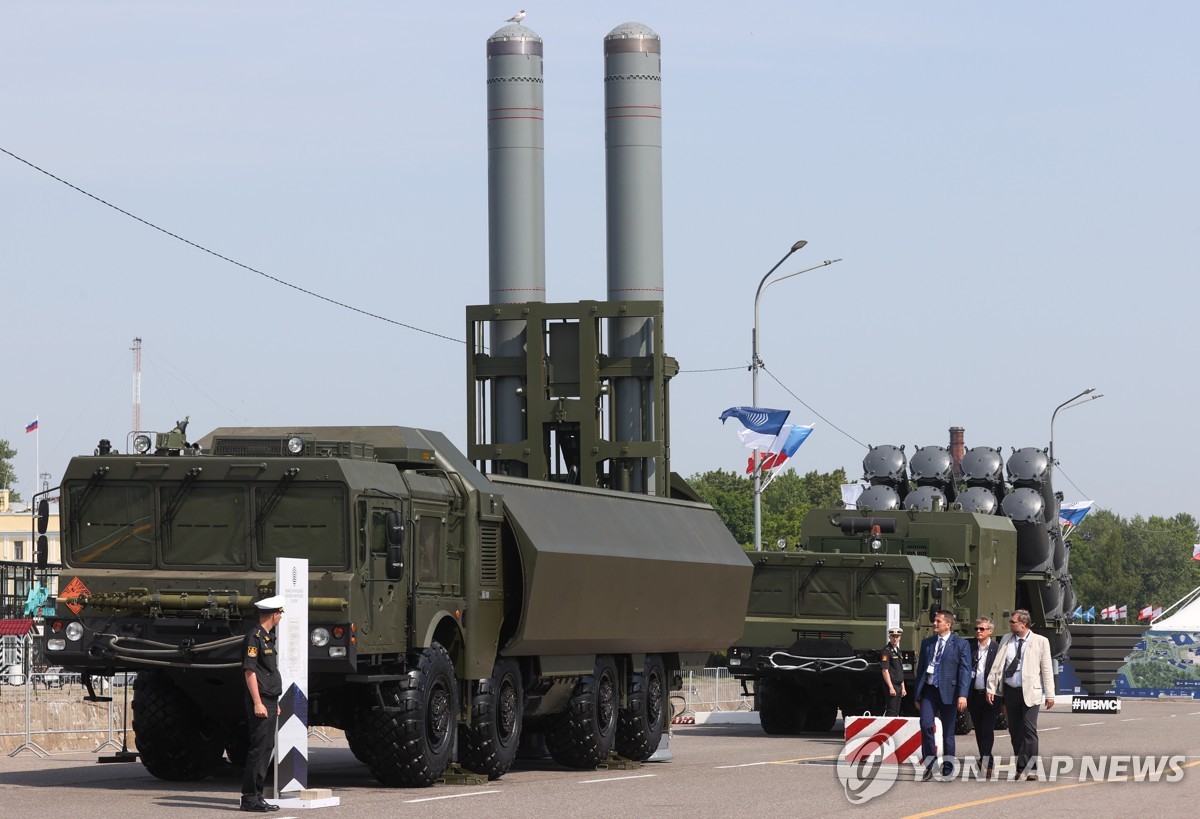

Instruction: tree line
[688,468,1200,612]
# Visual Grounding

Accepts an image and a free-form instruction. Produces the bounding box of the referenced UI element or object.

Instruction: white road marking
[579,774,657,784]
[716,761,777,768]
[404,791,500,803]
[1040,727,1061,731]
[1078,721,1104,726]
[1121,717,1141,721]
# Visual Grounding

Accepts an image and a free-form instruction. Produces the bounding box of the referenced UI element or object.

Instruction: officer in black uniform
[881,626,906,716]
[241,595,284,813]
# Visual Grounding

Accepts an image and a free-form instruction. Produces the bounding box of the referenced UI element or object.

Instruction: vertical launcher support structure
[466,301,676,496]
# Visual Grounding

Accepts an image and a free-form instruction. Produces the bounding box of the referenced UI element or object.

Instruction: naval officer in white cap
[241,596,284,812]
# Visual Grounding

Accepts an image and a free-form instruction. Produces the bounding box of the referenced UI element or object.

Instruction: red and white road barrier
[842,715,940,765]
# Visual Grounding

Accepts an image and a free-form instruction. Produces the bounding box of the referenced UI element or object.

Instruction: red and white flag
[1152,606,1164,619]
[1138,605,1154,621]
[1192,544,1200,561]
[1117,605,1128,619]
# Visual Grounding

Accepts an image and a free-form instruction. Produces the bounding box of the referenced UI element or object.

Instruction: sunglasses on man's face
[975,626,990,631]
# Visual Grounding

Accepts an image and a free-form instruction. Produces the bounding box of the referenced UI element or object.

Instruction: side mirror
[386,546,404,581]
[36,535,48,570]
[37,499,50,535]
[928,578,944,623]
[385,510,405,546]
[385,510,405,580]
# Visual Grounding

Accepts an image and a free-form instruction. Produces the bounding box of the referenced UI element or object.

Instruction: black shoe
[921,767,934,781]
[239,803,268,813]
[260,801,281,812]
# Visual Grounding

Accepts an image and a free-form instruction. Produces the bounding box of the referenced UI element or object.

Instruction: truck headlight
[310,627,330,647]
[65,622,84,642]
[328,646,347,658]
[133,434,153,454]
[287,436,305,455]
[47,639,66,651]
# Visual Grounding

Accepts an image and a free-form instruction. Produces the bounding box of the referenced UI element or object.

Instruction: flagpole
[751,243,842,550]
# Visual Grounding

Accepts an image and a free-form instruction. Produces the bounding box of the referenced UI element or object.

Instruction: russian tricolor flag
[25,418,38,433]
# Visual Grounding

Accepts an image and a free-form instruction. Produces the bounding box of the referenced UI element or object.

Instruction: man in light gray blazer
[986,609,1055,779]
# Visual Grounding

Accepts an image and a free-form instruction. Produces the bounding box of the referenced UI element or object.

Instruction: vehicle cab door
[356,498,408,652]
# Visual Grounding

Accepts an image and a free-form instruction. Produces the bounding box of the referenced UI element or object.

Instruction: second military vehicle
[728,439,1075,733]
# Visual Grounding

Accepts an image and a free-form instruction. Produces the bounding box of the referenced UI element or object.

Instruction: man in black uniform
[881,626,906,716]
[241,595,284,812]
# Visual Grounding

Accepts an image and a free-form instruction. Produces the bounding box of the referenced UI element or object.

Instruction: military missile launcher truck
[728,441,1075,734]
[42,421,750,785]
[41,299,754,786]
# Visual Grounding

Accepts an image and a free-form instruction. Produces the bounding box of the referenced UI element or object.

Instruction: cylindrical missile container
[1007,447,1050,487]
[605,22,663,493]
[863,445,907,485]
[904,486,947,512]
[1002,487,1054,571]
[909,445,954,485]
[959,486,999,515]
[487,23,546,471]
[856,485,901,512]
[960,446,1004,486]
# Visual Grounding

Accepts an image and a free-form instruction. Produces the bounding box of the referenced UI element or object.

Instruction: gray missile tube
[604,22,663,493]
[487,24,546,473]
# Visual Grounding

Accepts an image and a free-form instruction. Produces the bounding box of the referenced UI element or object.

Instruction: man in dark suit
[967,615,1002,777]
[913,609,971,779]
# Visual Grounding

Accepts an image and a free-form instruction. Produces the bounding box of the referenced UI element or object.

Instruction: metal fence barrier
[671,667,755,718]
[1,669,134,757]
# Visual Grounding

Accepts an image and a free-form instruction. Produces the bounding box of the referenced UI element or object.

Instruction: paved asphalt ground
[2,699,1197,817]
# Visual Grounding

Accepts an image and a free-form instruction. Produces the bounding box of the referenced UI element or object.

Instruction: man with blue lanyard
[913,609,971,779]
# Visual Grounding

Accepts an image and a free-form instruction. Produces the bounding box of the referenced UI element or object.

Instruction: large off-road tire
[344,722,370,763]
[757,677,807,735]
[804,702,839,733]
[545,655,618,769]
[132,671,224,781]
[224,720,249,767]
[616,654,667,760]
[356,643,458,787]
[458,657,524,779]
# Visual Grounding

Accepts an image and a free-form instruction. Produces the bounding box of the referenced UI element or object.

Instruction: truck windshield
[69,483,155,565]
[161,485,248,566]
[258,485,346,569]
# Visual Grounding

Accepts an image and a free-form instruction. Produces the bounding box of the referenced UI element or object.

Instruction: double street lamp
[1050,387,1103,467]
[750,241,842,551]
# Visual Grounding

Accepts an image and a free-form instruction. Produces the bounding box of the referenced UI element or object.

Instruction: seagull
[506,9,526,24]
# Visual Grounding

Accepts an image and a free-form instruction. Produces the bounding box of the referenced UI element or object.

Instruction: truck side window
[371,509,390,553]
[418,516,441,584]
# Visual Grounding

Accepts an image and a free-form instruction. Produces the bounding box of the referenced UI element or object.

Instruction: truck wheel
[344,722,369,763]
[132,671,223,780]
[546,655,618,769]
[804,703,839,733]
[757,677,807,735]
[224,721,249,767]
[357,643,458,787]
[458,657,524,779]
[616,654,667,760]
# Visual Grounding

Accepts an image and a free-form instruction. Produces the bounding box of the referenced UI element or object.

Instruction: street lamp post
[750,242,842,550]
[1049,387,1102,466]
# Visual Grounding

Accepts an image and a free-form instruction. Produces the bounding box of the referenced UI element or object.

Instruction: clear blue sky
[3,2,1197,519]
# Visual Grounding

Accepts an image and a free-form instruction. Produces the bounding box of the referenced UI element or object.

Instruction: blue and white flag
[1072,605,1083,620]
[719,406,790,435]
[1059,500,1094,537]
[1084,606,1096,622]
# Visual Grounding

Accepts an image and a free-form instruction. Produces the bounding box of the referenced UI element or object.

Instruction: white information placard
[275,557,308,794]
